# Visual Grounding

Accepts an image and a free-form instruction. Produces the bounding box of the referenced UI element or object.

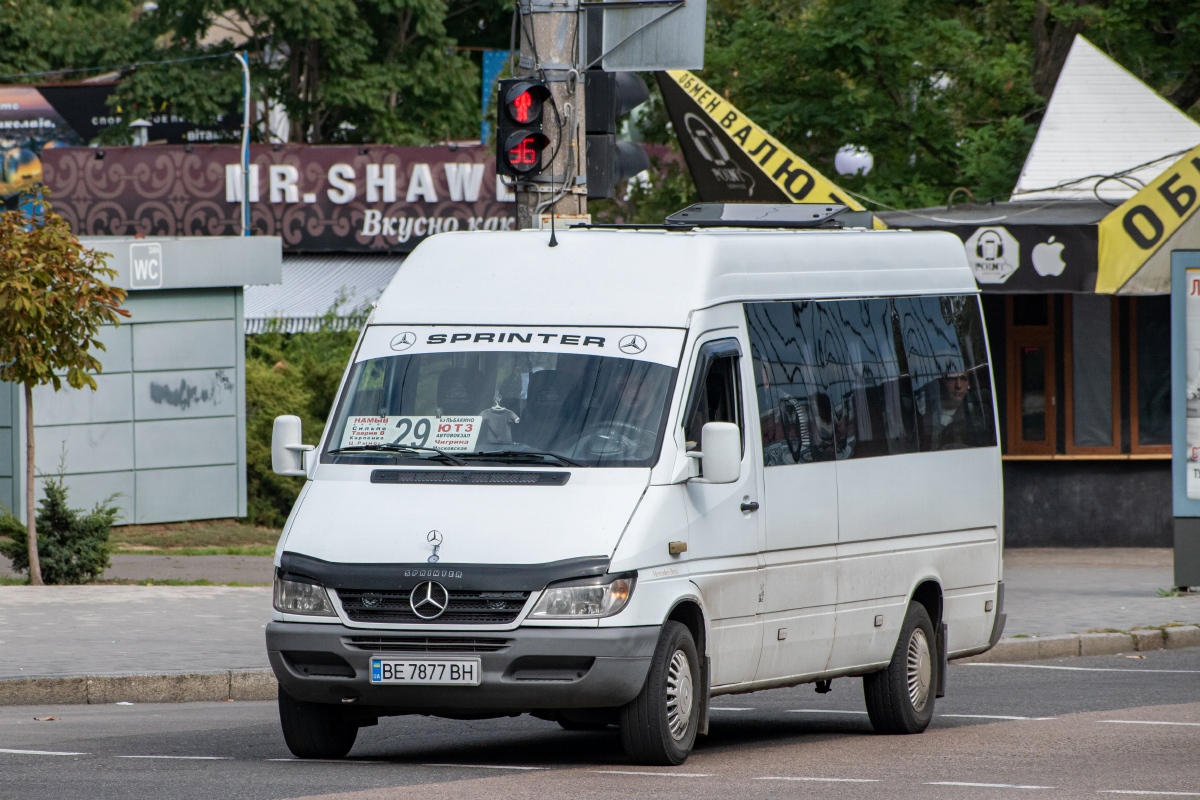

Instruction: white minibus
[267,206,1006,765]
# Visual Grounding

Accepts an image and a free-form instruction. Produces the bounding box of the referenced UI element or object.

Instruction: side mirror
[272,415,314,477]
[693,421,741,484]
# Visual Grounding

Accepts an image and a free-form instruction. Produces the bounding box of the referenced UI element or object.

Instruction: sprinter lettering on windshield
[426,332,607,347]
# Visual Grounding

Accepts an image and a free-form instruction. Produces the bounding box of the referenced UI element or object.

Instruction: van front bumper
[266,621,659,712]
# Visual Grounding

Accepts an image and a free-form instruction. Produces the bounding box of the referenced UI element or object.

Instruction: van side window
[746,295,996,464]
[823,299,919,457]
[895,296,997,451]
[745,302,837,464]
[683,339,743,452]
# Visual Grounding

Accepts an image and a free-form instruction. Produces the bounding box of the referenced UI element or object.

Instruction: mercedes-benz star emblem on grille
[409,581,449,619]
[427,529,443,563]
[390,331,417,351]
[619,334,647,354]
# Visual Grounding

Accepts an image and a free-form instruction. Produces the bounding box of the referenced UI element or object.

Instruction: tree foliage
[0,196,128,393]
[244,313,360,527]
[118,0,492,144]
[695,0,1200,209]
[0,475,118,585]
[0,192,128,585]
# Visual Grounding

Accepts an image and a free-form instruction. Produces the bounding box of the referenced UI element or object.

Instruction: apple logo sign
[1032,236,1066,277]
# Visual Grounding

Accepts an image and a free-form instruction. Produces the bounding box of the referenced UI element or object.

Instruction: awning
[878,201,1106,293]
[244,255,400,333]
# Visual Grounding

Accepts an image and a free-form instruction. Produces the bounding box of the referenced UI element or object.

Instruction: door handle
[740,501,760,513]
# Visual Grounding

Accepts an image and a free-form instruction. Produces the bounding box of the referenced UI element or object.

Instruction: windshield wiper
[327,443,467,466]
[464,450,584,468]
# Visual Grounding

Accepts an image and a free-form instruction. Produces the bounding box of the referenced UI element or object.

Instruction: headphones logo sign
[963,226,1020,284]
[682,113,756,197]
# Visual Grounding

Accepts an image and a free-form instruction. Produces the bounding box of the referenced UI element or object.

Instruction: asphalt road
[2,649,1199,800]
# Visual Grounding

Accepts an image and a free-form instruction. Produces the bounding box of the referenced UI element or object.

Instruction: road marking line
[1103,720,1200,727]
[0,748,88,756]
[755,776,879,783]
[118,755,231,760]
[1099,791,1200,796]
[784,709,869,714]
[927,782,1053,789]
[966,663,1200,675]
[591,770,712,777]
[939,714,1057,721]
[711,707,755,711]
[423,764,549,770]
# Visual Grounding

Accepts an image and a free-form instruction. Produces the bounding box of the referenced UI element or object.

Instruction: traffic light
[496,79,551,178]
[585,71,651,199]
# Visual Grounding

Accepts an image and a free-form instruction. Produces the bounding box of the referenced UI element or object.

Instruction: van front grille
[345,636,512,653]
[336,588,529,624]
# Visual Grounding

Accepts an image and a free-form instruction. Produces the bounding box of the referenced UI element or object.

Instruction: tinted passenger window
[746,295,995,464]
[746,302,837,464]
[822,299,918,458]
[894,296,997,451]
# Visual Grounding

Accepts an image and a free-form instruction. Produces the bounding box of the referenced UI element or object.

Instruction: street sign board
[600,0,705,71]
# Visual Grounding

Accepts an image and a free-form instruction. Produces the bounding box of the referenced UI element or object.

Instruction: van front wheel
[278,688,358,759]
[863,603,936,735]
[619,621,700,765]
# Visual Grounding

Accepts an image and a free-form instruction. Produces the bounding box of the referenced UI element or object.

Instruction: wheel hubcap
[907,628,932,712]
[665,649,694,740]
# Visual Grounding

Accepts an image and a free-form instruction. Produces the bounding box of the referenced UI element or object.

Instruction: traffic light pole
[514,1,587,229]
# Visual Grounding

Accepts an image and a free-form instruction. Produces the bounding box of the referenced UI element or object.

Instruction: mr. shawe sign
[42,144,515,253]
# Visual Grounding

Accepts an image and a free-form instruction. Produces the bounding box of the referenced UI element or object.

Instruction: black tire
[619,621,701,766]
[863,603,937,735]
[278,688,358,759]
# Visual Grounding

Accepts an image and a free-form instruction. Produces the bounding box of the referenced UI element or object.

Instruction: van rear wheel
[863,603,936,735]
[278,688,358,759]
[619,621,700,765]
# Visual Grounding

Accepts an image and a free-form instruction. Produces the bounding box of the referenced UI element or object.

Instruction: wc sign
[129,242,163,289]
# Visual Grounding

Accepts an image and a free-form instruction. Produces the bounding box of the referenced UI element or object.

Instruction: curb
[0,669,277,707]
[956,625,1200,664]
[2,626,1198,707]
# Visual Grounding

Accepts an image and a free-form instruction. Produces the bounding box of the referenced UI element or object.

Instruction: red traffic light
[504,131,550,173]
[504,82,550,125]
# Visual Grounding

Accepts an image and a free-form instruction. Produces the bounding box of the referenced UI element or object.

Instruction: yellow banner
[1097,143,1200,293]
[663,70,883,225]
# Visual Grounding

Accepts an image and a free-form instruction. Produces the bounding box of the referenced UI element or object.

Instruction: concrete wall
[1004,460,1172,547]
[3,288,247,525]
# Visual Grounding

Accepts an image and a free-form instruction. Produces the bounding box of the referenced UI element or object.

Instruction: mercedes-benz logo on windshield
[426,529,443,563]
[390,331,417,351]
[619,335,647,354]
[410,580,449,619]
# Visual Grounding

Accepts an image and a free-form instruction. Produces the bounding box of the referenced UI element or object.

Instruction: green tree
[697,0,1200,210]
[0,1,153,80]
[244,309,361,527]
[111,1,485,144]
[0,193,128,585]
[0,473,119,585]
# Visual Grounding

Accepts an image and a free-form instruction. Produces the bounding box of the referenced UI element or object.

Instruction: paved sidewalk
[1002,548,1199,636]
[0,586,271,678]
[1,554,274,585]
[0,549,1197,681]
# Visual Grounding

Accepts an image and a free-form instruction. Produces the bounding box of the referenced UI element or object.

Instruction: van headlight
[530,573,636,618]
[274,574,337,616]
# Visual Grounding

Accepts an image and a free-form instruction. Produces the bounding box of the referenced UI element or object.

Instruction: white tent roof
[1012,35,1200,202]
[244,255,401,333]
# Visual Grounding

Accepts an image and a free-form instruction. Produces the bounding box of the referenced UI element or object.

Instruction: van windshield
[324,349,677,468]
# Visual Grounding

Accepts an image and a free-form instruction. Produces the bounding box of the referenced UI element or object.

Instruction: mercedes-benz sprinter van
[266,212,1005,765]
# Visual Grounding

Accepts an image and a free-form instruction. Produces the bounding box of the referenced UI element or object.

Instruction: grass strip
[110,546,276,557]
